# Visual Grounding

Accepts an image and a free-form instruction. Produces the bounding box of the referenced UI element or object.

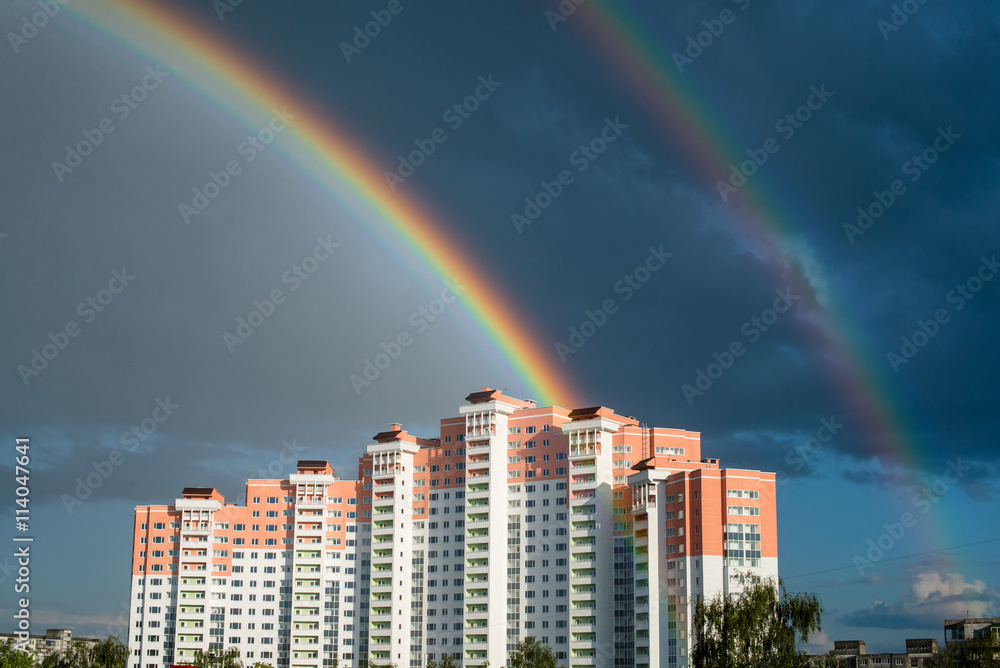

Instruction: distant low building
[0,628,100,660]
[809,637,939,667]
[943,616,1000,647]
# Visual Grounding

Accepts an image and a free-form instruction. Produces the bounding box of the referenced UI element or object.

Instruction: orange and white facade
[127,389,777,668]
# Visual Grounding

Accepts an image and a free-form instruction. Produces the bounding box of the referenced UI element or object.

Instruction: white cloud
[843,570,992,629]
[800,630,835,654]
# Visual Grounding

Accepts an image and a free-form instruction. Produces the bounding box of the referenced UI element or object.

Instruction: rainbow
[67,0,581,409]
[68,0,925,484]
[550,4,977,590]
[569,3,938,530]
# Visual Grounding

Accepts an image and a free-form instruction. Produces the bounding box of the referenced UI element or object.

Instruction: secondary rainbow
[68,0,580,409]
[568,1,946,557]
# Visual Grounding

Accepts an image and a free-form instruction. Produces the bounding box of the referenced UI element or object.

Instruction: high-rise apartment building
[127,388,777,668]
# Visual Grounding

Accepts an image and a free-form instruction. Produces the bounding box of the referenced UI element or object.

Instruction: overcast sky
[1,0,999,654]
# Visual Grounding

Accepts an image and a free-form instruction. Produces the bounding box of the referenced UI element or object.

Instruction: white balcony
[182,527,211,535]
[632,497,655,513]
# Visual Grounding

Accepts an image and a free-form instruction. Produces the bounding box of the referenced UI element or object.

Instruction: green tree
[87,637,127,668]
[811,652,844,668]
[1,639,37,668]
[691,573,823,668]
[425,655,461,668]
[927,636,1000,668]
[41,641,92,668]
[927,642,965,668]
[191,648,242,668]
[507,636,557,668]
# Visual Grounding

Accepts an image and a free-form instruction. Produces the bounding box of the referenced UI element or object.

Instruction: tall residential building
[127,388,777,668]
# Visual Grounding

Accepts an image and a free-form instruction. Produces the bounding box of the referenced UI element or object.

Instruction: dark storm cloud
[1,0,996,499]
